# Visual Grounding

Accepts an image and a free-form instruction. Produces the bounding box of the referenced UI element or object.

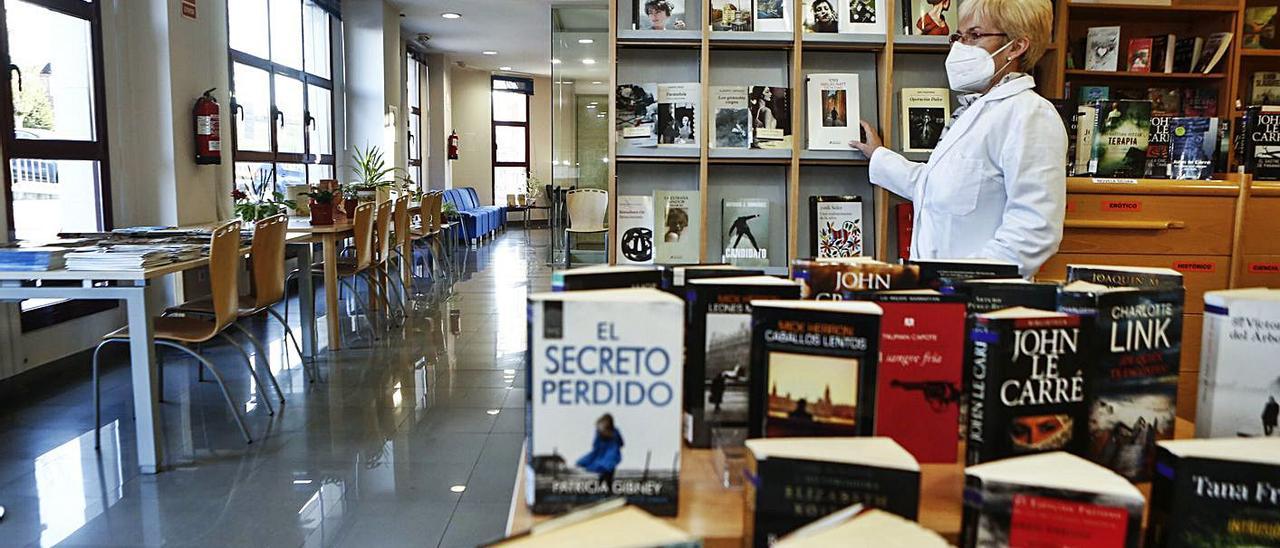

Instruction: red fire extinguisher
[447,131,459,160]
[194,88,221,165]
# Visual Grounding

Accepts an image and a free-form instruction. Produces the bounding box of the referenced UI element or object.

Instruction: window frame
[491,76,531,205]
[406,52,422,191]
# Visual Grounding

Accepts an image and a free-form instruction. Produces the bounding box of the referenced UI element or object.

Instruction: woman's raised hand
[849,120,883,158]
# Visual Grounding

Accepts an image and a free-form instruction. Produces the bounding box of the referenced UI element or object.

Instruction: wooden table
[285,217,354,352]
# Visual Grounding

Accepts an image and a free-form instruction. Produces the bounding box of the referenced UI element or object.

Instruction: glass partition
[551,3,609,192]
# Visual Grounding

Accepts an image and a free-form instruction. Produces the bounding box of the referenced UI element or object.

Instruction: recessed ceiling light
[503,369,516,374]
[499,66,512,71]
[450,485,467,493]
[581,58,596,65]
[482,50,498,55]
[578,38,595,44]
[441,12,461,19]
[591,81,603,85]
[551,58,561,64]
[588,101,599,105]
[486,409,501,415]
[586,105,596,109]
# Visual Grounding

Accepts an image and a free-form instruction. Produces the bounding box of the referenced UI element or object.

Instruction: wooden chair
[287,201,379,345]
[564,188,610,268]
[92,221,272,447]
[384,195,412,314]
[411,191,451,291]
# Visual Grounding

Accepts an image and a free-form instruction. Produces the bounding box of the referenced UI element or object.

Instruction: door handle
[8,64,20,92]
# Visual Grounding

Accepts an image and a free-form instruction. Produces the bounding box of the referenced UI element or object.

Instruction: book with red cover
[867,290,967,463]
[895,203,913,261]
[1127,38,1153,72]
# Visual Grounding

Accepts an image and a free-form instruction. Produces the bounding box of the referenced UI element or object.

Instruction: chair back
[250,214,288,309]
[566,189,609,232]
[427,192,443,233]
[208,221,244,334]
[352,201,376,271]
[373,200,393,264]
[391,195,410,246]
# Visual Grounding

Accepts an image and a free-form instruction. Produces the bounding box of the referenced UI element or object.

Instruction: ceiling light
[486,409,501,415]
[588,101,599,105]
[581,58,596,65]
[591,81,603,85]
[482,50,498,55]
[586,105,596,109]
[503,369,516,374]
[551,58,562,64]
[450,485,467,493]
[578,38,595,44]
[499,66,512,71]
[441,12,461,19]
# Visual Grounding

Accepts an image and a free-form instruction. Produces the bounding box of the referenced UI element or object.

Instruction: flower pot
[343,198,358,219]
[310,201,334,225]
[357,189,376,203]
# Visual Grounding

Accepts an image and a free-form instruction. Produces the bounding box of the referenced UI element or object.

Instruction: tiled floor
[0,228,553,547]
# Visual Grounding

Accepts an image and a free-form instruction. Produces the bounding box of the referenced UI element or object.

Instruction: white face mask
[945,40,1014,93]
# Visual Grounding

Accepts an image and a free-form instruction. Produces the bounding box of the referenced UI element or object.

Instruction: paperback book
[953,278,1061,314]
[902,0,951,36]
[654,190,701,264]
[656,83,700,147]
[1148,87,1179,115]
[710,0,753,31]
[1251,71,1280,106]
[745,437,920,548]
[961,452,1146,548]
[526,288,684,515]
[1194,31,1233,74]
[801,0,839,33]
[901,88,949,153]
[1241,105,1280,180]
[1168,117,1220,180]
[721,199,771,267]
[1080,85,1110,103]
[1086,26,1121,72]
[1182,87,1218,116]
[1197,288,1280,438]
[805,73,860,151]
[1172,36,1203,73]
[1090,100,1153,178]
[636,0,688,30]
[1066,263,1183,290]
[616,83,659,148]
[842,0,884,35]
[776,508,947,547]
[1144,114,1172,179]
[791,259,921,299]
[684,276,802,448]
[663,264,763,293]
[1127,38,1153,72]
[755,0,792,32]
[484,499,699,547]
[711,86,751,149]
[808,195,864,258]
[1073,103,1098,176]
[552,265,664,292]
[749,300,882,438]
[750,86,792,149]
[616,195,655,265]
[1245,6,1279,49]
[1147,438,1280,547]
[1150,34,1176,74]
[909,258,1020,294]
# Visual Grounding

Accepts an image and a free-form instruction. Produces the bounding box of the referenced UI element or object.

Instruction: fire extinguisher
[194,88,221,165]
[447,131,459,160]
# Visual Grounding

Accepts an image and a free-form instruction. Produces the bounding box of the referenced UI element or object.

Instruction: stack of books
[0,247,72,271]
[65,245,203,271]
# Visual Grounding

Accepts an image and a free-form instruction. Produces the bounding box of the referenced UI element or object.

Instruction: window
[406,54,422,191]
[227,0,337,195]
[492,76,532,206]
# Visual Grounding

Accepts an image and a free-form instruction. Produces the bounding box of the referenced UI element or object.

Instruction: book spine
[959,475,983,548]
[965,320,998,466]
[1195,304,1224,436]
[685,292,708,447]
[1145,449,1178,547]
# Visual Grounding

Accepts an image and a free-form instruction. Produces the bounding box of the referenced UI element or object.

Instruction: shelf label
[1091,178,1139,185]
[1066,202,1077,213]
[1101,200,1142,212]
[1172,260,1217,273]
[1248,262,1280,274]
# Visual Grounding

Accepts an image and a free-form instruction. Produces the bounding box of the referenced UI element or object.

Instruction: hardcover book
[867,290,967,463]
[1127,37,1153,72]
[791,259,921,299]
[1148,87,1181,115]
[663,264,764,293]
[805,73,860,151]
[1194,31,1233,74]
[1058,281,1183,482]
[961,452,1146,548]
[802,0,839,33]
[749,300,883,438]
[1242,105,1280,180]
[1181,87,1218,116]
[484,499,700,547]
[710,0,753,31]
[552,265,664,292]
[809,195,864,258]
[953,278,1061,314]
[1196,288,1280,438]
[1168,117,1220,180]
[1089,100,1153,178]
[1245,6,1278,49]
[745,437,920,548]
[616,195,655,265]
[656,83,700,148]
[1066,264,1183,290]
[1251,71,1280,106]
[1086,26,1121,71]
[711,86,751,149]
[1080,85,1110,103]
[750,86,792,149]
[616,83,659,148]
[1144,114,1172,179]
[1172,36,1204,73]
[654,190,701,264]
[902,0,951,36]
[842,0,884,34]
[909,258,1020,293]
[721,199,771,267]
[1073,103,1098,175]
[901,88,949,153]
[526,288,684,515]
[1149,34,1176,73]
[776,507,948,547]
[755,0,792,32]
[966,308,1091,465]
[637,0,687,30]
[1147,438,1280,547]
[684,276,802,448]
[895,203,913,261]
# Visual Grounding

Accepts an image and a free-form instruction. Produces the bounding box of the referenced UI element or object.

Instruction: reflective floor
[0,228,551,547]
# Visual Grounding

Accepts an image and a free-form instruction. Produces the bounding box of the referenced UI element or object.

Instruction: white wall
[425,53,453,191]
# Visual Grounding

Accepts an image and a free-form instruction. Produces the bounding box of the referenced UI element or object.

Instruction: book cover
[1147,438,1280,547]
[961,453,1146,548]
[1054,98,1078,175]
[656,83,700,148]
[526,288,684,515]
[1251,71,1280,106]
[1074,103,1098,175]
[749,300,883,438]
[809,195,864,258]
[966,308,1091,465]
[711,0,753,31]
[711,86,751,149]
[806,73,860,151]
[617,195,656,265]
[1058,281,1183,482]
[1148,87,1181,115]
[1066,263,1184,290]
[1150,34,1176,73]
[684,276,801,447]
[745,438,920,547]
[901,88,950,153]
[1089,100,1153,178]
[1172,36,1203,73]
[750,86,792,149]
[895,202,913,261]
[1168,117,1220,180]
[802,0,839,33]
[1086,26,1121,71]
[1145,114,1173,179]
[654,190,701,264]
[552,265,664,292]
[791,259,921,299]
[637,0,688,30]
[662,264,765,293]
[842,0,884,35]
[868,291,967,463]
[1245,6,1278,49]
[1194,31,1233,74]
[721,199,771,267]
[953,279,1061,315]
[903,0,951,36]
[755,0,793,32]
[1242,105,1280,179]
[1181,87,1217,116]
[1196,288,1280,438]
[616,83,659,148]
[909,259,1021,293]
[776,508,948,547]
[1127,37,1153,72]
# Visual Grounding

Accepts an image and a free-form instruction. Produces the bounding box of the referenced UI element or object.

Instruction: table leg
[125,284,163,474]
[297,242,317,358]
[322,233,341,351]
[400,237,412,291]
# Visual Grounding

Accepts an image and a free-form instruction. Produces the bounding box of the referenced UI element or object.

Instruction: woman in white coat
[851,0,1065,277]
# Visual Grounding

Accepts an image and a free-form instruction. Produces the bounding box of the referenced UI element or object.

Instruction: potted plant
[441,201,460,223]
[347,145,404,203]
[525,172,544,206]
[233,166,296,222]
[300,187,337,225]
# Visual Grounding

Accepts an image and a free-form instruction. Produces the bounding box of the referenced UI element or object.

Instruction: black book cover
[553,267,665,291]
[966,311,1091,465]
[1065,264,1182,290]
[748,302,881,439]
[1146,115,1173,178]
[747,454,920,547]
[953,279,1060,315]
[909,260,1021,294]
[1245,105,1280,180]
[684,278,801,448]
[661,265,764,295]
[1147,444,1280,546]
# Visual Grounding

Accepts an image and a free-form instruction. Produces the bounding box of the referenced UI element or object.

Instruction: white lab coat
[869,75,1067,277]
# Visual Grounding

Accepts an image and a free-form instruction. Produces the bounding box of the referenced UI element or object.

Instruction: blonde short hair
[959,0,1054,68]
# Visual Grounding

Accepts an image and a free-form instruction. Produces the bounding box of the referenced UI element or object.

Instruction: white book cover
[527,289,685,515]
[616,195,655,265]
[1086,26,1121,71]
[656,83,700,148]
[616,83,659,148]
[755,0,792,32]
[654,190,701,264]
[806,73,860,151]
[1196,289,1280,438]
[841,0,885,34]
[900,88,949,153]
[636,0,688,30]
[712,86,751,149]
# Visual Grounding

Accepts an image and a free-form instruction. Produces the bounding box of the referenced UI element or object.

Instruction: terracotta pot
[344,198,358,219]
[310,201,334,225]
